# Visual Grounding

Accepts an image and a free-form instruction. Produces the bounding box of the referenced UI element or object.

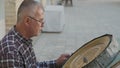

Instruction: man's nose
[41,22,44,27]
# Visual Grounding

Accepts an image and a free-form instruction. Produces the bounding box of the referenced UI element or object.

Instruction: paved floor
[32,0,120,62]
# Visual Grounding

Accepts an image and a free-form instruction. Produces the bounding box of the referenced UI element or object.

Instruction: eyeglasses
[28,16,44,24]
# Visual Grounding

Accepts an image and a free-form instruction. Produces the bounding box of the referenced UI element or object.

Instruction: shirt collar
[12,26,32,45]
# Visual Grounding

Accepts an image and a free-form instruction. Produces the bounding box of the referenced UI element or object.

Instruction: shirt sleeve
[0,52,24,68]
[36,60,57,68]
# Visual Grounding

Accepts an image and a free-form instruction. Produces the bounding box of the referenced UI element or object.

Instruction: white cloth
[42,5,65,32]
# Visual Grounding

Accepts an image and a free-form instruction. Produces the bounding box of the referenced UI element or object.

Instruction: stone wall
[5,0,23,33]
[0,0,5,40]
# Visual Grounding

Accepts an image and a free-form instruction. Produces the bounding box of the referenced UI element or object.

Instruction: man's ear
[25,17,31,25]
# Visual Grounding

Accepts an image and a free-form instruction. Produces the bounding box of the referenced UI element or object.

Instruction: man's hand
[56,54,70,68]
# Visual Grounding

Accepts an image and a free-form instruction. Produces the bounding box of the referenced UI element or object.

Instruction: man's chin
[36,32,41,36]
[33,31,42,36]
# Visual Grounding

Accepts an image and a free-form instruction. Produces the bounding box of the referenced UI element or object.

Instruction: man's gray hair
[17,0,44,23]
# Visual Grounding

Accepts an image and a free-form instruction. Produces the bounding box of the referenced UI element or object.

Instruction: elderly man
[0,0,70,68]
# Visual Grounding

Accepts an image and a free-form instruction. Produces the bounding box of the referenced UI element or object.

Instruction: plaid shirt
[0,26,57,68]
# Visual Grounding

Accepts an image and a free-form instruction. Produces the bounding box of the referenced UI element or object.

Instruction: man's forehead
[34,7,43,15]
